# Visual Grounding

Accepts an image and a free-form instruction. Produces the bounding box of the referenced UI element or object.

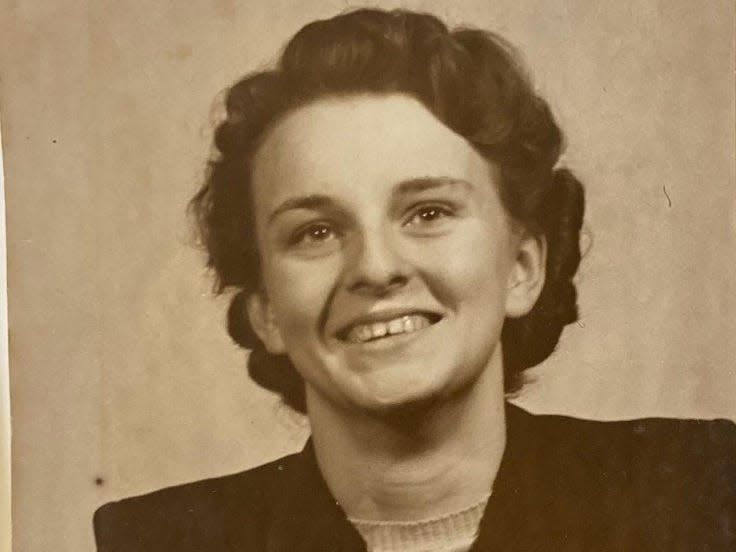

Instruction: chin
[350,391,446,422]
[345,368,476,416]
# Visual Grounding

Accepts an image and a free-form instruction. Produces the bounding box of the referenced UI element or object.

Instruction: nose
[343,226,409,296]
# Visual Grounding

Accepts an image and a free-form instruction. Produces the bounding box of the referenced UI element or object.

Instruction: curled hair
[190,8,585,413]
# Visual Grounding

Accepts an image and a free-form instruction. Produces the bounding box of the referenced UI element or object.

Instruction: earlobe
[505,232,547,318]
[246,292,287,354]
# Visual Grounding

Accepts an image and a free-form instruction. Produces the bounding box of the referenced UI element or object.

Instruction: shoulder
[514,405,736,473]
[93,450,304,552]
[506,404,736,547]
[509,404,736,492]
[511,403,736,455]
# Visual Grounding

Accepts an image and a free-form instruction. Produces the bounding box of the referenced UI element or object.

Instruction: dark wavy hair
[190,8,585,413]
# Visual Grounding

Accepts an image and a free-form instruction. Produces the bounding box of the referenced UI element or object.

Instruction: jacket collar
[261,402,546,552]
[263,437,366,551]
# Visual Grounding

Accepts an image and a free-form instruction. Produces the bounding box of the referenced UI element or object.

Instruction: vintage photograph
[2,1,734,550]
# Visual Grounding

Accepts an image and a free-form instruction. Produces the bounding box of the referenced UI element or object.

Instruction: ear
[246,292,287,355]
[504,232,547,318]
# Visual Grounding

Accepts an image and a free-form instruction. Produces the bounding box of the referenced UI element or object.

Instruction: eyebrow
[393,176,473,195]
[267,194,336,224]
[266,177,472,224]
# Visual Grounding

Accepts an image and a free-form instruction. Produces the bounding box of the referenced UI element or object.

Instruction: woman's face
[248,94,543,413]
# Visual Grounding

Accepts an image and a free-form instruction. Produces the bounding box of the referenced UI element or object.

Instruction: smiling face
[247,94,545,414]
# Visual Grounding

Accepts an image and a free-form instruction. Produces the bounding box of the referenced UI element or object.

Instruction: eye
[289,222,338,248]
[404,204,455,227]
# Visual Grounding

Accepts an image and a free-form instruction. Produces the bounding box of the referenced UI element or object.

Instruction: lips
[337,312,442,344]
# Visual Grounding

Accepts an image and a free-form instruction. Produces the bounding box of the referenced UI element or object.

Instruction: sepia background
[1,0,734,550]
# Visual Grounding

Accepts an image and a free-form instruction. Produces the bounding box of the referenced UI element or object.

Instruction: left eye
[405,205,453,226]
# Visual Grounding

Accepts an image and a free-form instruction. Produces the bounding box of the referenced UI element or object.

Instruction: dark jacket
[94,404,736,551]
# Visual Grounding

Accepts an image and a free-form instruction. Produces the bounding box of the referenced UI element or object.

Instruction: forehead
[250,94,494,208]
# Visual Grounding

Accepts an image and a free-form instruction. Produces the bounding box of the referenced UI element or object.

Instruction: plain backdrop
[0,124,10,552]
[1,1,734,550]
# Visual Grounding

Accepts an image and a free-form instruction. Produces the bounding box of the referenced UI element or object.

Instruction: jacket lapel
[471,403,561,551]
[264,440,367,552]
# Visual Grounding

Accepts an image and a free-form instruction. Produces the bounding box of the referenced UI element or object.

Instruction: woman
[94,8,735,551]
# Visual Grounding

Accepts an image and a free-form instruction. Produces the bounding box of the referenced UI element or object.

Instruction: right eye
[289,222,339,249]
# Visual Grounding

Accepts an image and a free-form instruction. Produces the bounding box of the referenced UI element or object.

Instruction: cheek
[263,256,342,335]
[419,223,514,305]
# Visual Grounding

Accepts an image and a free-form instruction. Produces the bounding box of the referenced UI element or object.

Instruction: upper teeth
[346,314,431,343]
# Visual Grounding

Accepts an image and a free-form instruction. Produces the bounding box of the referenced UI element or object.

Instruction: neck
[307,352,506,522]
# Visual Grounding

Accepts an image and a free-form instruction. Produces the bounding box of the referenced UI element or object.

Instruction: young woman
[94,8,735,551]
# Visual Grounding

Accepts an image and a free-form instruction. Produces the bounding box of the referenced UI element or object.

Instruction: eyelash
[404,204,455,226]
[288,222,338,246]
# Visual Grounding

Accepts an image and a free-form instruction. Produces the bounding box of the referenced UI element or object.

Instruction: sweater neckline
[348,493,490,552]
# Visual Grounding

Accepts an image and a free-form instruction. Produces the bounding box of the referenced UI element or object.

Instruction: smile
[342,313,441,344]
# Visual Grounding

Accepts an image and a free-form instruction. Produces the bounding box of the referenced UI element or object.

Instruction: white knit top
[348,494,490,552]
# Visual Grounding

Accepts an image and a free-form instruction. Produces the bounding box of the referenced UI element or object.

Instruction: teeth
[371,323,387,338]
[357,326,373,342]
[346,314,433,343]
[387,318,404,334]
[403,316,415,333]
